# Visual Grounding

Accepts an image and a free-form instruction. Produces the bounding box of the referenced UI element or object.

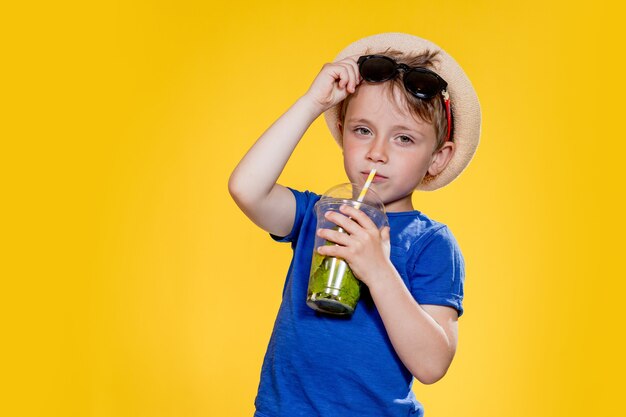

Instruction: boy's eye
[395,135,414,144]
[354,127,372,136]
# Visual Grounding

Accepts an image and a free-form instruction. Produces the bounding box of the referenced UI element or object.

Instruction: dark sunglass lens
[360,57,396,82]
[404,70,441,99]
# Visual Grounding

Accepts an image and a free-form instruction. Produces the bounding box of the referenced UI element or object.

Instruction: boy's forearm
[367,267,457,385]
[228,96,323,203]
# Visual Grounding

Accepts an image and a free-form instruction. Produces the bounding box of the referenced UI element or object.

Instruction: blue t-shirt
[254,189,465,417]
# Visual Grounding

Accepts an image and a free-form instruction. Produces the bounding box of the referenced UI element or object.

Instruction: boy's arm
[368,278,459,385]
[228,58,362,236]
[317,205,459,384]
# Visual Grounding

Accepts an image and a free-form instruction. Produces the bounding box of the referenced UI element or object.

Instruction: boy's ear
[337,120,343,135]
[428,142,456,177]
[336,120,344,148]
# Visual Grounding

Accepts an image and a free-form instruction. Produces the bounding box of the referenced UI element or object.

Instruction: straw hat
[324,33,482,191]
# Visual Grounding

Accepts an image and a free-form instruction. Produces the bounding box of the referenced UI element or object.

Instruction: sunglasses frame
[357,54,452,142]
[357,55,448,99]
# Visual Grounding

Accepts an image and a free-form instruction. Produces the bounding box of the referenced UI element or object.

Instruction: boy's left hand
[316,205,392,287]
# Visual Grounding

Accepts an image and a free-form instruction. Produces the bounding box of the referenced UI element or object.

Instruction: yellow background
[2,0,625,416]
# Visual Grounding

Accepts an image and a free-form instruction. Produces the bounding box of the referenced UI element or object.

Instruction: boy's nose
[366,140,388,163]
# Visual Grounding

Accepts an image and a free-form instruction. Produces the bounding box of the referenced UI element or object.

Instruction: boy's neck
[383,194,415,213]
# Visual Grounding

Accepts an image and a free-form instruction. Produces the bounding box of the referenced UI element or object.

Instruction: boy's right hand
[303,56,362,113]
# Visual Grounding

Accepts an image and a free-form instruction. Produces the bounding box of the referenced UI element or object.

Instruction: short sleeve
[270,188,319,246]
[407,226,465,317]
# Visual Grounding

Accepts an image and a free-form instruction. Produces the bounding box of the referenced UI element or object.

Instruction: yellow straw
[354,168,377,209]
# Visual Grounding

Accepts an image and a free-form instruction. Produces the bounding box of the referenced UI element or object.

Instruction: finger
[317,227,351,246]
[335,62,356,91]
[323,63,347,89]
[317,242,348,259]
[339,62,358,93]
[349,64,361,93]
[330,58,362,93]
[339,205,377,230]
[342,55,363,84]
[333,65,351,90]
[324,210,361,235]
[349,58,362,85]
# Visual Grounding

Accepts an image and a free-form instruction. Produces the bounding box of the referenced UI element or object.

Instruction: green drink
[306,183,387,316]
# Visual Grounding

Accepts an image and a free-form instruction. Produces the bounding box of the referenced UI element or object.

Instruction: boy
[229,33,481,417]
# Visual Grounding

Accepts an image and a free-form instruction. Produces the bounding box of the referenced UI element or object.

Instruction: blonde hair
[339,48,451,152]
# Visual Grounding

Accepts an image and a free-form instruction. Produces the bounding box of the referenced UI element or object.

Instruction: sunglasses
[357,55,452,142]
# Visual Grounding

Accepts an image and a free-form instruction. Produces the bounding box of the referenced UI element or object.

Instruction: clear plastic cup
[306,183,388,315]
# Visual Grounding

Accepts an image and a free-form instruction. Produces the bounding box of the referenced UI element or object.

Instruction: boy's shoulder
[388,209,456,253]
[388,209,447,233]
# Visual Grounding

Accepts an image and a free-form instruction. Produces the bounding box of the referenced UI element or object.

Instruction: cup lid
[319,183,386,214]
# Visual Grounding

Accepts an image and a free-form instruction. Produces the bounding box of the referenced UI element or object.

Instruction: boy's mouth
[361,171,387,183]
